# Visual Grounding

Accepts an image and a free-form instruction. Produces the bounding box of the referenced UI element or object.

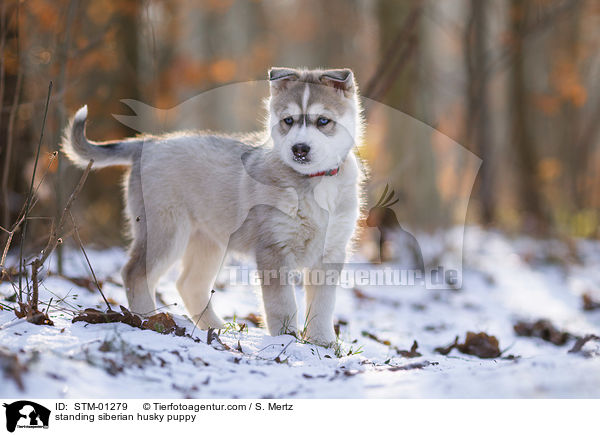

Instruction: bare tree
[509,0,548,232]
[465,0,494,224]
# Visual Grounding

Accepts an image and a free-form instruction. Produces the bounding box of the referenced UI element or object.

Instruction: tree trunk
[509,0,547,233]
[466,0,494,224]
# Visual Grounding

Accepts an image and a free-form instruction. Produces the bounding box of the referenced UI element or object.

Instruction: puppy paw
[305,330,337,348]
[194,312,226,330]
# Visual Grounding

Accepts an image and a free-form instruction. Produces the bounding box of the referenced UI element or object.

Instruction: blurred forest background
[0,0,599,273]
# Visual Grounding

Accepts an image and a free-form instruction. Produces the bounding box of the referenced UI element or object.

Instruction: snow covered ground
[1,227,600,398]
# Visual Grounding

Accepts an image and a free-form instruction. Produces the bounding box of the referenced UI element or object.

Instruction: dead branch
[18,81,52,298]
[22,159,92,314]
[37,160,93,266]
[0,151,58,268]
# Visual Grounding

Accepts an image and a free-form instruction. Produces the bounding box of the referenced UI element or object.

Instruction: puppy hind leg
[123,214,191,316]
[176,232,226,329]
[122,238,155,315]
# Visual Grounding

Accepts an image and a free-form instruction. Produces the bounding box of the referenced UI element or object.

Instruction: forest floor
[1,227,600,398]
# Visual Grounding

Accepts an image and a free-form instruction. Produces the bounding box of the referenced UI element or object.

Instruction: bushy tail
[61,106,142,169]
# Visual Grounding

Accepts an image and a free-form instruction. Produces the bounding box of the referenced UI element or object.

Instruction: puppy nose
[292,143,310,158]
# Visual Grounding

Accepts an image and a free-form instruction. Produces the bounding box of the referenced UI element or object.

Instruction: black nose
[292,143,310,159]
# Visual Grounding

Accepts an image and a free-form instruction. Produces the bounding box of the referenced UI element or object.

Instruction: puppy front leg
[257,253,298,336]
[304,263,341,347]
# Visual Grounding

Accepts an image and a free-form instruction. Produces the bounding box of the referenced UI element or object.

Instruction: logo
[3,401,50,433]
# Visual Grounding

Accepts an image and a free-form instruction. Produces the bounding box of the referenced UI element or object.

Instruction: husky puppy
[62,67,363,345]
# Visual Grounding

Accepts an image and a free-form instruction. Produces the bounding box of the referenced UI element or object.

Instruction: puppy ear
[269,67,299,93]
[320,68,355,93]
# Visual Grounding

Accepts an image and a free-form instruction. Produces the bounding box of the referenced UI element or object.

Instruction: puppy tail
[61,106,142,169]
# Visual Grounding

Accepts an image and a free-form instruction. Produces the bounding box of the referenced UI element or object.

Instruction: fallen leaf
[141,312,180,334]
[353,288,375,301]
[397,340,422,358]
[568,334,600,354]
[244,312,263,326]
[435,332,501,358]
[435,336,459,355]
[15,302,54,326]
[513,319,570,345]
[458,332,501,358]
[0,347,27,391]
[387,361,438,371]
[582,293,600,311]
[361,330,391,346]
[73,307,184,335]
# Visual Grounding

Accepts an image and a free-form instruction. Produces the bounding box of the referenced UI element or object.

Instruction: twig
[26,160,93,311]
[41,285,79,312]
[274,339,295,362]
[68,211,112,311]
[37,160,93,267]
[18,81,52,301]
[0,147,56,267]
[45,297,53,315]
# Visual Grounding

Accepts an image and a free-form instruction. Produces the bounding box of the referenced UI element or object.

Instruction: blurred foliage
[0,0,599,256]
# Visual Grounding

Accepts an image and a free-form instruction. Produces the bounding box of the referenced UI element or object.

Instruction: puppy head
[267,67,362,175]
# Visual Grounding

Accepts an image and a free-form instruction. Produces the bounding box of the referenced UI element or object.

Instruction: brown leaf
[0,266,19,282]
[514,319,570,345]
[435,332,501,359]
[142,312,180,334]
[582,293,600,311]
[568,334,600,354]
[353,288,375,301]
[72,308,122,324]
[387,361,438,371]
[243,312,263,326]
[397,340,422,358]
[457,332,501,358]
[206,328,230,350]
[15,302,54,326]
[73,307,183,335]
[0,347,27,391]
[361,330,391,346]
[435,336,459,355]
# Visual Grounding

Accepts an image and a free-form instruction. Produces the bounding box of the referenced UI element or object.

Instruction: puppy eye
[317,117,331,126]
[283,117,294,126]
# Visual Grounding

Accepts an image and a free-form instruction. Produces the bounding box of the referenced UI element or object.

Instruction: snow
[1,227,600,398]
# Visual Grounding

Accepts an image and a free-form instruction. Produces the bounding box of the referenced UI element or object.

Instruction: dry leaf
[353,288,375,301]
[513,319,570,345]
[0,347,27,391]
[15,302,54,326]
[568,334,600,354]
[582,293,600,311]
[244,313,263,326]
[387,361,437,371]
[73,307,184,335]
[458,332,501,358]
[397,340,422,358]
[435,332,501,358]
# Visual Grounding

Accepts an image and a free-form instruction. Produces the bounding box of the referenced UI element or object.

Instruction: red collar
[307,167,339,178]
